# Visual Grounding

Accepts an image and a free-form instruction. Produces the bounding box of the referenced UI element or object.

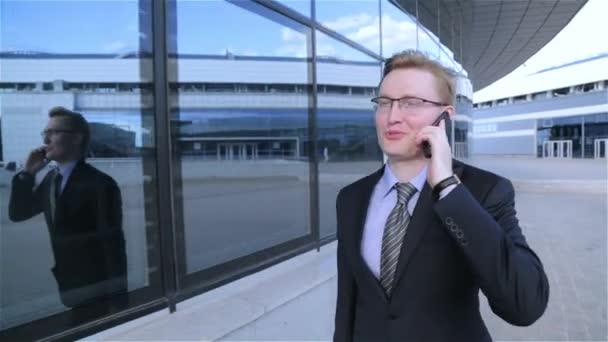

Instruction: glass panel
[316,34,382,239]
[316,30,377,62]
[275,0,310,17]
[170,0,312,275]
[418,27,439,58]
[381,0,417,57]
[0,0,161,338]
[316,0,380,55]
[439,49,455,70]
[583,113,608,158]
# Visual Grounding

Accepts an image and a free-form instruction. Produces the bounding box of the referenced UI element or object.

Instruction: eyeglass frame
[371,96,448,112]
[40,129,76,137]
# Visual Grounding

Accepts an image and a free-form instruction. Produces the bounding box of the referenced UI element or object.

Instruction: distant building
[472,53,608,159]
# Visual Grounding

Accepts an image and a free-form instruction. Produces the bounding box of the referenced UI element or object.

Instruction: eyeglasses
[371,96,447,113]
[41,129,75,137]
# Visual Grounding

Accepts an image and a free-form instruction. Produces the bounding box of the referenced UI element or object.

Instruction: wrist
[432,174,461,201]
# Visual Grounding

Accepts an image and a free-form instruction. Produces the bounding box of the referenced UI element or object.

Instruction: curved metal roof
[395,0,588,90]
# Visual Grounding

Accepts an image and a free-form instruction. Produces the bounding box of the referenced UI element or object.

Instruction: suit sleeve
[8,172,44,222]
[96,177,127,293]
[334,190,357,342]
[433,178,549,326]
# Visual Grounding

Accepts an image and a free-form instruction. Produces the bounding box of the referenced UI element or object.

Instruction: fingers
[415,126,446,145]
[30,146,46,155]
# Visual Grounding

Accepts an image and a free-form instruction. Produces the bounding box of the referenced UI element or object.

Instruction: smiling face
[375,68,449,162]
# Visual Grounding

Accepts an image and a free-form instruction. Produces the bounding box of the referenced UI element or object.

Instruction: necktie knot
[395,182,416,206]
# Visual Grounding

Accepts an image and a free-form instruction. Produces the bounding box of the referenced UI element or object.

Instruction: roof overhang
[395,0,588,90]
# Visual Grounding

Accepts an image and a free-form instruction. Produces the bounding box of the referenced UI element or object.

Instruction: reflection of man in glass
[8,107,127,311]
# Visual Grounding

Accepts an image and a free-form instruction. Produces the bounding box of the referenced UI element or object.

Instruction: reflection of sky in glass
[380,0,462,72]
[1,0,141,54]
[316,30,376,62]
[417,29,439,58]
[380,0,417,57]
[1,0,467,76]
[275,0,310,17]
[316,0,380,55]
[174,0,308,57]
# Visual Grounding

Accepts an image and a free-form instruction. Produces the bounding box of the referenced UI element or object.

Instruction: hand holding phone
[422,111,450,158]
[24,146,49,174]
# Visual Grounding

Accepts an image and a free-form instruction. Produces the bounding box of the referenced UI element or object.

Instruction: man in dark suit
[334,50,549,342]
[9,107,127,312]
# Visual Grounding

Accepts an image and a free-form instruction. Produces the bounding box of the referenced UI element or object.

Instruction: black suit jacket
[9,161,127,308]
[334,160,549,342]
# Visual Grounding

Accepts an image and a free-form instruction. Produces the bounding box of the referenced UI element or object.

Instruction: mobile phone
[422,111,450,158]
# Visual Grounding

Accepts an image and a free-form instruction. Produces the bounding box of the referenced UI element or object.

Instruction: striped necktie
[380,182,417,296]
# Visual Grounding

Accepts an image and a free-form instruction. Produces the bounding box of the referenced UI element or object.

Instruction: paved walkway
[84,156,607,341]
[221,191,608,342]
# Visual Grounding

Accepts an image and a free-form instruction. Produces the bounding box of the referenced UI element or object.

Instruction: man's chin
[383,147,420,161]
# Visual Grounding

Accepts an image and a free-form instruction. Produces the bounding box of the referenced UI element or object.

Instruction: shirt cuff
[438,183,458,200]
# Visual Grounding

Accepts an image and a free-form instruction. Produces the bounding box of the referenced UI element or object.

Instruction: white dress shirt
[55,160,78,194]
[361,163,427,279]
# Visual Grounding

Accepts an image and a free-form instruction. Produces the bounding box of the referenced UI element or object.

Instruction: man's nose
[387,101,403,124]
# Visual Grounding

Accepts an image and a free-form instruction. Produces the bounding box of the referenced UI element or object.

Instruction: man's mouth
[385,130,406,140]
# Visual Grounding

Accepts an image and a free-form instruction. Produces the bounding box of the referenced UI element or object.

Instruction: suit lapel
[391,159,465,290]
[352,167,389,302]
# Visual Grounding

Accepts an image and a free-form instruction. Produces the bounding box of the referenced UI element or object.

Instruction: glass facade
[0,1,163,340]
[537,113,608,158]
[0,0,472,339]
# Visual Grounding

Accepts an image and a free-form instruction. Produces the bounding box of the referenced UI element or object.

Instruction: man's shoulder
[455,159,511,191]
[77,162,119,188]
[337,168,383,202]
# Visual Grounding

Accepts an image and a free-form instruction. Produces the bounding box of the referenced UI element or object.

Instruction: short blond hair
[382,50,455,105]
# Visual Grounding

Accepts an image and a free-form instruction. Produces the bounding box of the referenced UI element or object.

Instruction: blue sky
[1,0,603,84]
[0,0,141,53]
[0,0,415,61]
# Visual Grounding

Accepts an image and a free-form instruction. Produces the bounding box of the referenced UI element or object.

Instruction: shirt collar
[379,162,427,198]
[56,160,78,177]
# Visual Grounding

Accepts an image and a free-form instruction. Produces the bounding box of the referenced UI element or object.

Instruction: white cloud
[321,13,374,32]
[277,27,307,57]
[103,41,129,53]
[380,14,417,56]
[274,12,422,60]
[281,27,306,43]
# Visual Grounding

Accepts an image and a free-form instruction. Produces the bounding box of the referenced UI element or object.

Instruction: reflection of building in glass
[473,54,608,158]
[0,54,472,163]
[176,109,378,161]
[89,122,137,158]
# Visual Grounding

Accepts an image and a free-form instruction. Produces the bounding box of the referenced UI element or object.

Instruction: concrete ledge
[82,243,337,341]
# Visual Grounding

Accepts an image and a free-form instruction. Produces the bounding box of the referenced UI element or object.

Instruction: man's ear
[445,106,456,119]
